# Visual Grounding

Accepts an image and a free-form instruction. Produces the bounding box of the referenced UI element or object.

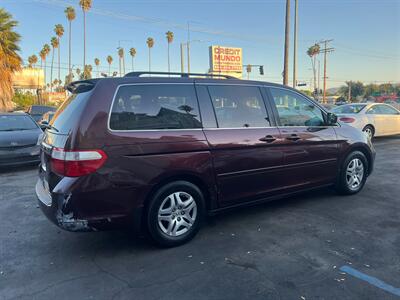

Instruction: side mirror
[326,112,338,126]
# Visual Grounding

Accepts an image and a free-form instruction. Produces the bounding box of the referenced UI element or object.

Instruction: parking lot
[0,136,399,300]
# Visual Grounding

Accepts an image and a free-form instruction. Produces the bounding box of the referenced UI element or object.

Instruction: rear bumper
[36,177,144,233]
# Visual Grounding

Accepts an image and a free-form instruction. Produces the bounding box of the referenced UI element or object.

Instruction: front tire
[362,125,374,139]
[146,181,205,247]
[336,151,368,195]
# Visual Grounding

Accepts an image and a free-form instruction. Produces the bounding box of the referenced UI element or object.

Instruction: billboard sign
[209,46,242,78]
[12,68,44,89]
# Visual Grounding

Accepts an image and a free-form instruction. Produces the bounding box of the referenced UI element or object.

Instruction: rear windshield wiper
[44,124,59,132]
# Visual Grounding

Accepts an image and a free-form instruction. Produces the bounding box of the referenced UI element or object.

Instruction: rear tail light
[339,117,356,123]
[50,148,107,177]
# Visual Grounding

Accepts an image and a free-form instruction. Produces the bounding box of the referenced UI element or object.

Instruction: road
[1,136,399,300]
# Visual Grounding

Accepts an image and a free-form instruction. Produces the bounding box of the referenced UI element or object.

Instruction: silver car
[332,103,400,138]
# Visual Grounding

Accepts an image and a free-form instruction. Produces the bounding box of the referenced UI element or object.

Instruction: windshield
[0,115,38,131]
[332,104,366,114]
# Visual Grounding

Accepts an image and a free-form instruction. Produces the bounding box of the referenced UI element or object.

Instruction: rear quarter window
[109,84,202,130]
[50,91,92,133]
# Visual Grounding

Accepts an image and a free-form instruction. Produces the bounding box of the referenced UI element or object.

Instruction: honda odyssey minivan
[36,72,375,247]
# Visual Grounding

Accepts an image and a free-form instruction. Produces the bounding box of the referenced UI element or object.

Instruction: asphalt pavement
[1,136,399,300]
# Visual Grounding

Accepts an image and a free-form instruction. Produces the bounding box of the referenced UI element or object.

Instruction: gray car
[0,113,43,167]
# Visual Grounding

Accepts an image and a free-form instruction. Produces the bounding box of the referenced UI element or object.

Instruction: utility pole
[187,22,191,73]
[283,0,290,86]
[317,39,334,103]
[180,43,185,73]
[348,82,351,102]
[292,0,298,88]
[317,59,320,95]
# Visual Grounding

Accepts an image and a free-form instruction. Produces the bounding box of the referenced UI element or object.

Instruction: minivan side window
[270,88,325,127]
[207,85,270,128]
[109,84,202,130]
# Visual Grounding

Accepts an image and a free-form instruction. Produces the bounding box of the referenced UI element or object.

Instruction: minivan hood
[0,129,41,148]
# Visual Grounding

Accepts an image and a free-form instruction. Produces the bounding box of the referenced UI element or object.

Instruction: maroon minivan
[36,72,375,247]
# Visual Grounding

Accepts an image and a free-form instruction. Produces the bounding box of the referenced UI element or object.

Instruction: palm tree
[307,44,320,93]
[118,47,125,76]
[41,44,50,88]
[165,31,174,73]
[0,8,22,111]
[76,68,81,78]
[64,6,76,78]
[54,24,64,82]
[129,48,136,72]
[94,58,100,77]
[39,50,46,84]
[28,55,38,68]
[106,55,113,76]
[146,37,154,72]
[79,0,92,69]
[50,36,59,92]
[83,64,92,79]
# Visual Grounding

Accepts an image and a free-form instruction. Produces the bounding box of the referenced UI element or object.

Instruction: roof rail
[124,71,238,80]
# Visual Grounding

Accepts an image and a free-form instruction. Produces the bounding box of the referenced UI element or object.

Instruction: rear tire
[335,151,368,195]
[362,125,374,139]
[146,181,205,247]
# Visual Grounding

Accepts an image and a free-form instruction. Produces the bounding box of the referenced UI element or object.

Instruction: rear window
[332,104,366,114]
[29,105,56,115]
[50,91,91,133]
[0,115,38,131]
[109,84,202,130]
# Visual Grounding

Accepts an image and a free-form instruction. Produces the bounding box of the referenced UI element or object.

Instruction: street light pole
[292,0,298,88]
[283,0,290,86]
[180,43,185,73]
[187,22,191,73]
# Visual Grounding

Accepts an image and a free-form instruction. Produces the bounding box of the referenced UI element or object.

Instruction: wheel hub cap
[158,191,197,237]
[346,158,364,190]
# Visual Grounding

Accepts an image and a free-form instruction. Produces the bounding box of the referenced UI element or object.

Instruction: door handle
[286,134,301,141]
[259,135,277,143]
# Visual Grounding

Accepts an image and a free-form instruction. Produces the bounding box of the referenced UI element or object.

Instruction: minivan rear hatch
[40,80,97,190]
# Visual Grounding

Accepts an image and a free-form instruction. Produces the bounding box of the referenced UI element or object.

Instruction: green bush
[12,91,36,111]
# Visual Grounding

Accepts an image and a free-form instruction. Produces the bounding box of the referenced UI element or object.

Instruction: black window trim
[265,86,333,127]
[107,83,203,132]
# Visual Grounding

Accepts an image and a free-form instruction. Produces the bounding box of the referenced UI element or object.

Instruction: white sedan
[331,103,400,138]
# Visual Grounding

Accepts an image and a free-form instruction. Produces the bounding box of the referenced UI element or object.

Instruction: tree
[94,58,100,77]
[79,0,92,69]
[129,47,136,72]
[54,24,64,82]
[64,6,76,78]
[28,55,38,68]
[50,37,59,92]
[0,8,22,111]
[76,68,81,78]
[146,37,154,72]
[82,64,92,79]
[118,47,125,76]
[106,55,113,76]
[339,81,364,102]
[39,50,46,75]
[41,44,51,88]
[307,44,320,93]
[165,31,173,73]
